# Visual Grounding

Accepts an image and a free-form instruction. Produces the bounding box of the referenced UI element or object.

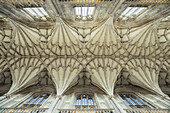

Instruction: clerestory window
[120,94,150,108]
[21,94,49,108]
[76,94,95,108]
[74,7,95,21]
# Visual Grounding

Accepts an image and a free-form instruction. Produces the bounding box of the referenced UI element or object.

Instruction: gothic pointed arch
[64,69,106,95]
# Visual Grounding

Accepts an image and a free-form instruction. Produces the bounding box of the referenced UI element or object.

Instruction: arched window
[120,94,151,108]
[76,94,95,108]
[21,94,49,108]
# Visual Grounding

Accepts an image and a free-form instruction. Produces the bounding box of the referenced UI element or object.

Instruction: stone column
[12,92,33,108]
[0,94,17,107]
[94,93,100,108]
[109,95,126,113]
[70,93,75,108]
[46,95,61,113]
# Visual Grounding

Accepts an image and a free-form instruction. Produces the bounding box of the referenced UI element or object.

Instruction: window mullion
[37,96,44,105]
[129,95,137,105]
[133,97,143,105]
[87,95,89,106]
[33,96,40,107]
[76,94,95,109]
[123,95,133,105]
[120,94,151,108]
[81,95,83,107]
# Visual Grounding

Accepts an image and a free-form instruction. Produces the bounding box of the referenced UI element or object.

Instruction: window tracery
[76,94,95,109]
[21,94,49,108]
[120,94,151,108]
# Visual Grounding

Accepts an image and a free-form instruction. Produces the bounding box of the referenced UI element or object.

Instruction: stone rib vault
[0,5,169,97]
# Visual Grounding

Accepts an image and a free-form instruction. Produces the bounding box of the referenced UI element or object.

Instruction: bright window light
[75,7,81,16]
[88,7,95,16]
[82,7,88,17]
[23,7,49,20]
[162,15,170,21]
[120,7,147,20]
[126,7,138,17]
[75,7,95,21]
[82,16,87,20]
[24,8,37,16]
[133,7,146,15]
[33,8,44,17]
[121,7,132,16]
[39,7,48,16]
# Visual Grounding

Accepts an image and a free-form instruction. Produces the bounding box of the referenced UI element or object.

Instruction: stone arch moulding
[63,69,107,96]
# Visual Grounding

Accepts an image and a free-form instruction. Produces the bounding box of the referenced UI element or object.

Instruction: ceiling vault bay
[0,0,169,97]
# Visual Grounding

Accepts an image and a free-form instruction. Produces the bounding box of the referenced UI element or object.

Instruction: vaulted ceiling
[0,0,169,97]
